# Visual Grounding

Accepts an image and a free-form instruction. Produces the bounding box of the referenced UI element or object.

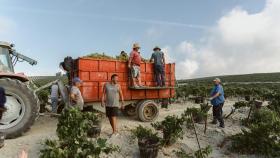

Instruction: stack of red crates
[77,58,176,103]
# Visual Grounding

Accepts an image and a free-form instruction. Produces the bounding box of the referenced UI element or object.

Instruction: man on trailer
[101,74,124,137]
[128,43,143,87]
[150,46,166,87]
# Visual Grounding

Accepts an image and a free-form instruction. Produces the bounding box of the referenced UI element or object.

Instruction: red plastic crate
[79,59,99,71]
[120,83,132,100]
[99,60,116,72]
[165,64,170,73]
[81,82,99,101]
[116,62,128,72]
[145,73,154,81]
[170,64,175,73]
[145,63,153,73]
[171,72,175,81]
[90,72,108,81]
[165,74,171,81]
[79,71,90,81]
[140,63,146,72]
[171,80,176,86]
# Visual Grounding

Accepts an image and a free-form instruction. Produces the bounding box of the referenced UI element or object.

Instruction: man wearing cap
[70,77,84,111]
[209,78,225,128]
[150,46,166,87]
[128,43,143,87]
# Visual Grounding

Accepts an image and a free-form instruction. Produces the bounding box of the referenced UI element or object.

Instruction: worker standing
[209,78,225,128]
[128,43,143,87]
[50,83,59,113]
[150,46,166,87]
[70,77,84,111]
[101,74,124,137]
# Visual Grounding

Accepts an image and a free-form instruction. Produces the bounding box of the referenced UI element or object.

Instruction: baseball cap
[73,77,82,83]
[213,78,221,83]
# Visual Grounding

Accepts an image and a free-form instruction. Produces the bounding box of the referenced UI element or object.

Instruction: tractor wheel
[0,78,39,138]
[137,100,159,122]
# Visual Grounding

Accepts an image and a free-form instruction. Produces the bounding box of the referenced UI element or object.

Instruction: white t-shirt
[51,85,59,98]
[71,86,84,110]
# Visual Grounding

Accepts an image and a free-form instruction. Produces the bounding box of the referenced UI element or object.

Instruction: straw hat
[153,46,161,51]
[132,43,141,49]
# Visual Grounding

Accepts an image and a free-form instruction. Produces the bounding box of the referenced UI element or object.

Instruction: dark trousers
[154,65,165,86]
[212,103,224,125]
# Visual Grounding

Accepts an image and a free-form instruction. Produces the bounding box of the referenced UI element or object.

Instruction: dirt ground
[0,100,261,158]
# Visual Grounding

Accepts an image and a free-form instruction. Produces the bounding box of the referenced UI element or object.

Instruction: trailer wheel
[122,104,136,116]
[137,100,159,122]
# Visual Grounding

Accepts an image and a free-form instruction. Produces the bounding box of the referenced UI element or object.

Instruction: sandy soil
[0,100,261,158]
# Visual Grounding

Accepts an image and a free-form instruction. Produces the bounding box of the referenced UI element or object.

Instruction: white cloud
[173,0,280,79]
[161,46,175,63]
[0,16,15,35]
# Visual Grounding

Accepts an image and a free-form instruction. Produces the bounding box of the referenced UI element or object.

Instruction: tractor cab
[0,42,14,73]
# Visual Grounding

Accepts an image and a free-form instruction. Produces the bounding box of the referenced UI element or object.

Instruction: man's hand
[120,101,125,110]
[208,97,214,101]
[128,64,131,68]
[101,101,105,107]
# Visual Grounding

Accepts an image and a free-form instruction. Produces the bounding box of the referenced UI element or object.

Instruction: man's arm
[70,92,76,101]
[118,84,125,109]
[101,84,106,107]
[210,86,221,100]
[210,92,220,100]
[150,54,154,63]
[128,52,133,68]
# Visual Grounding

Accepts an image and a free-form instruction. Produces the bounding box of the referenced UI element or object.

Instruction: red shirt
[129,50,141,66]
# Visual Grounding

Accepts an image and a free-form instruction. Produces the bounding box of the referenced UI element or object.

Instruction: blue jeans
[154,65,165,86]
[51,97,58,113]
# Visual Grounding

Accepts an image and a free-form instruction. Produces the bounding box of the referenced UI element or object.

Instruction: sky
[1,0,278,79]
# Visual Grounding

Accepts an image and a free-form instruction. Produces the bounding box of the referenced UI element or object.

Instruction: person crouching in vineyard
[209,78,225,128]
[70,77,84,111]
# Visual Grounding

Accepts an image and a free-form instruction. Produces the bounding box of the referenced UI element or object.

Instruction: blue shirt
[150,51,164,66]
[210,84,225,106]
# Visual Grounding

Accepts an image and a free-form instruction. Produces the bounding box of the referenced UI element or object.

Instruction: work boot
[219,120,225,128]
[211,119,217,124]
[219,124,225,128]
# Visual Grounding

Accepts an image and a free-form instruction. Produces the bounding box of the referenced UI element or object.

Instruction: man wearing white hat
[128,43,143,87]
[209,78,225,128]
